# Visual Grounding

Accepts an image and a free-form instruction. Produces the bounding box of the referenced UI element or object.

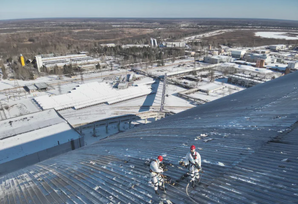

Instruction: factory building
[35,54,101,72]
[150,38,158,47]
[165,41,186,48]
[288,61,298,69]
[228,75,263,87]
[256,59,265,68]
[231,50,246,58]
[100,43,116,47]
[204,55,232,64]
[245,53,272,64]
[269,44,286,51]
[121,44,150,49]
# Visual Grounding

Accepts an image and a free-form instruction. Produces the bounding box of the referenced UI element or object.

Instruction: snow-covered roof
[266,63,288,71]
[34,82,152,110]
[0,109,81,164]
[1,72,298,203]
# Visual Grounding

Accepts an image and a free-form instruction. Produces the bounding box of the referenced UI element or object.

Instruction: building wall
[0,137,84,176]
[288,62,298,69]
[228,76,262,87]
[204,56,219,64]
[166,42,186,48]
[269,45,286,51]
[246,54,271,63]
[36,55,43,72]
[231,50,246,58]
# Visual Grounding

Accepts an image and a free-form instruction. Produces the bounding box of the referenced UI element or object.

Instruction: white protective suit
[184,151,201,181]
[150,159,164,191]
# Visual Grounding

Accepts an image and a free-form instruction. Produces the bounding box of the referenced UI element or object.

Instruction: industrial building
[35,54,101,72]
[24,82,50,93]
[269,44,286,51]
[253,49,270,54]
[288,61,298,69]
[121,44,150,49]
[100,43,116,47]
[204,55,232,64]
[228,74,263,87]
[245,53,272,64]
[165,41,186,48]
[0,109,83,175]
[150,38,158,47]
[231,49,246,58]
[0,72,297,204]
[34,82,152,110]
[256,59,265,68]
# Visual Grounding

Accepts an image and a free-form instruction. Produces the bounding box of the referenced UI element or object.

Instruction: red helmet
[158,156,163,162]
[190,145,196,150]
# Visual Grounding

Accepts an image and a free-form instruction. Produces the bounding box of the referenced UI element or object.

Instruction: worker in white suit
[184,145,202,187]
[150,156,165,194]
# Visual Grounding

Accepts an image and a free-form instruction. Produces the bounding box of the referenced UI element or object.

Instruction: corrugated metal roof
[1,72,298,204]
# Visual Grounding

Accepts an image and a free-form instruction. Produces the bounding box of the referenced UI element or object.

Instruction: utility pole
[160,73,167,112]
[12,71,21,100]
[80,67,84,84]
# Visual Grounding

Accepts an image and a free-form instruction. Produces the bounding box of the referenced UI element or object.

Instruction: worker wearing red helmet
[149,155,165,194]
[184,145,202,187]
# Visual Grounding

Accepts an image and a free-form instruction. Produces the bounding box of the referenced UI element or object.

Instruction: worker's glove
[195,163,200,169]
[179,161,185,166]
[185,164,189,168]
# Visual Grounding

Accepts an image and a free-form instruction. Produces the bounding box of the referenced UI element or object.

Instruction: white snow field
[34,82,152,110]
[255,32,298,40]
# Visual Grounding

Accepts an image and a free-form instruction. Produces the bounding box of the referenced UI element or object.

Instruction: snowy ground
[255,32,298,40]
[183,29,234,42]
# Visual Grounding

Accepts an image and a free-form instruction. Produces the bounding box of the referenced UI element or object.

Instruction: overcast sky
[1,0,298,21]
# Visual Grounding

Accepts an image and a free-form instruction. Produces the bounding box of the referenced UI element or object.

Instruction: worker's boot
[159,186,166,191]
[191,180,196,188]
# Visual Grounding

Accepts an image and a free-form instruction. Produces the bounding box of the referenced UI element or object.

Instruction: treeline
[91,45,185,66]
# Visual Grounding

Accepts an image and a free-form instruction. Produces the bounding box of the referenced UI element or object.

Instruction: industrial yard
[1,0,298,202]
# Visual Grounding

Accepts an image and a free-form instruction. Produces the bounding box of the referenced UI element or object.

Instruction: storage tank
[20,54,25,67]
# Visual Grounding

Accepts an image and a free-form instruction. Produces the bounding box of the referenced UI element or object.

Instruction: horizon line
[1,17,298,22]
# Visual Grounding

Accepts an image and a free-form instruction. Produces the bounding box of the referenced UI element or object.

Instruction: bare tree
[1,65,8,79]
